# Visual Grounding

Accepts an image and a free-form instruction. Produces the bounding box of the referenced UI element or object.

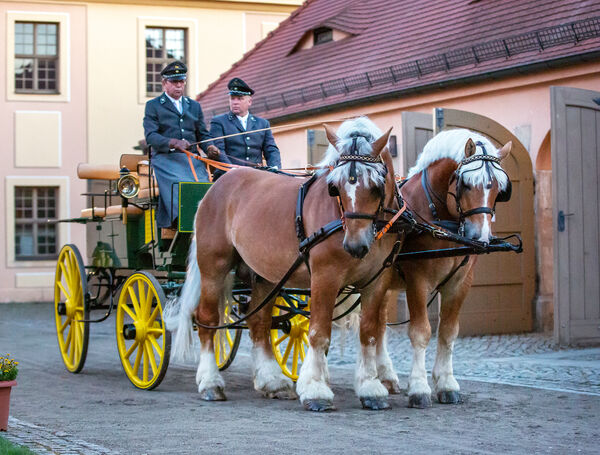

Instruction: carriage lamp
[117,170,140,199]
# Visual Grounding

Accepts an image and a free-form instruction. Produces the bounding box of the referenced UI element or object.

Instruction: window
[145,27,187,96]
[14,22,59,93]
[15,187,59,260]
[307,129,329,164]
[313,27,333,45]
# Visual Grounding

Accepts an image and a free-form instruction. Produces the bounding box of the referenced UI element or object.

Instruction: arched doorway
[535,131,553,332]
[400,108,535,335]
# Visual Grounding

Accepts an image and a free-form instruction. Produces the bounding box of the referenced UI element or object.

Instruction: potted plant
[0,354,18,432]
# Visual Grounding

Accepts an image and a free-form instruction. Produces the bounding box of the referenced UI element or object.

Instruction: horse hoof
[408,393,432,409]
[360,397,391,411]
[303,399,336,412]
[382,379,402,395]
[199,387,227,401]
[438,391,461,404]
[266,388,298,400]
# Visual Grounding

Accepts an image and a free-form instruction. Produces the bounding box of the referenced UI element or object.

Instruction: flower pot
[0,380,17,431]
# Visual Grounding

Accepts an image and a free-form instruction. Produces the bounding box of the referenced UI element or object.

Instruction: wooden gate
[551,86,600,346]
[401,109,535,335]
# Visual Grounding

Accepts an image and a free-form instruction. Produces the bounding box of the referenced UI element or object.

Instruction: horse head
[322,118,393,259]
[446,137,512,243]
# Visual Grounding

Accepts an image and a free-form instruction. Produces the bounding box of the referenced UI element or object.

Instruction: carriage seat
[80,205,143,219]
[77,163,121,180]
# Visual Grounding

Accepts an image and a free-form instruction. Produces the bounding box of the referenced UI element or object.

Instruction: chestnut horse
[382,129,512,408]
[165,117,403,411]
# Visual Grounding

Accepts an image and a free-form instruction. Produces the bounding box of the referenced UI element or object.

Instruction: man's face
[162,78,186,99]
[229,95,252,116]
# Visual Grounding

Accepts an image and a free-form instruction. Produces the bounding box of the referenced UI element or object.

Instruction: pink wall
[0,2,88,302]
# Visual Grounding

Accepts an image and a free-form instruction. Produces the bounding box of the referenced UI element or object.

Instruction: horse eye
[462,183,472,191]
[371,186,383,198]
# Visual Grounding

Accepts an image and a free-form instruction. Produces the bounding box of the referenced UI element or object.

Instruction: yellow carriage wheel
[214,298,242,371]
[116,272,171,390]
[270,295,310,381]
[54,244,90,373]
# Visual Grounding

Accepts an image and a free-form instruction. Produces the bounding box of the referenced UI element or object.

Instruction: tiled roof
[197,0,600,121]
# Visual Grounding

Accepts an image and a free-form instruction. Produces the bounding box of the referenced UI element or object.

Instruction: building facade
[0,0,301,302]
[197,0,600,341]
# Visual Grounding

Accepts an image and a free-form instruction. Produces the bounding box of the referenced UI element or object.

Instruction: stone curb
[2,417,118,455]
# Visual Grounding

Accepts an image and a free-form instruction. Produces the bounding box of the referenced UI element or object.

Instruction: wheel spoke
[59,317,70,334]
[125,340,139,360]
[145,287,153,320]
[282,337,293,364]
[65,324,73,351]
[147,328,164,337]
[292,339,299,376]
[142,343,149,381]
[148,334,163,357]
[226,330,233,346]
[273,333,289,347]
[128,286,141,315]
[147,305,159,325]
[302,333,309,346]
[299,340,306,361]
[57,281,70,301]
[133,341,143,373]
[59,262,71,290]
[122,304,136,321]
[145,340,158,375]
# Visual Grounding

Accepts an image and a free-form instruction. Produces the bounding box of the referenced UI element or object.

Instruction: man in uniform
[143,61,223,229]
[210,78,281,172]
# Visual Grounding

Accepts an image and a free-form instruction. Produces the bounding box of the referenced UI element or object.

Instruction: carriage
[54,118,522,409]
[53,152,319,390]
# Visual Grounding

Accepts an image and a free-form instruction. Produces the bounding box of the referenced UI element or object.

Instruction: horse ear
[371,127,393,157]
[497,141,512,161]
[465,138,477,157]
[323,124,339,147]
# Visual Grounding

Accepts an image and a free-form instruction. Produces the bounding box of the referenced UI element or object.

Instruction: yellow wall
[86,1,297,165]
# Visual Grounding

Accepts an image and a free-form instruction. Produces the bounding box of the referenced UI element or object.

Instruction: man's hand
[168,138,190,152]
[206,144,220,160]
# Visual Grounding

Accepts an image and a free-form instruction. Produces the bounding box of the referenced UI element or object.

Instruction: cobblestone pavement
[323,329,600,396]
[0,305,600,455]
[2,417,118,455]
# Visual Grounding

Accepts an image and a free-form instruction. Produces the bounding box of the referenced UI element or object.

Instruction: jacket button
[246,157,249,160]
[247,146,250,150]
[181,129,184,132]
[246,137,250,141]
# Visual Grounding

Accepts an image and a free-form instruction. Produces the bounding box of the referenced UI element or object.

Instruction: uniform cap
[228,77,254,96]
[161,61,187,81]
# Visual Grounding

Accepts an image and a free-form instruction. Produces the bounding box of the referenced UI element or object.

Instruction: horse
[383,129,512,408]
[165,117,404,411]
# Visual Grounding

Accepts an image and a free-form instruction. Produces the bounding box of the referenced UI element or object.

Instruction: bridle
[448,142,512,234]
[424,141,512,235]
[327,135,389,231]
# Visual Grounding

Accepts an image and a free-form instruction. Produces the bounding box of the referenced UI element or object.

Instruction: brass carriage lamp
[117,167,140,224]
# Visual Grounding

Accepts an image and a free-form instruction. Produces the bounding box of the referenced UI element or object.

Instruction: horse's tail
[163,233,201,362]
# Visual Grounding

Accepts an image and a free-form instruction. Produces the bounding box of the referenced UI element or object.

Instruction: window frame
[6,11,70,102]
[145,26,188,97]
[14,21,60,94]
[14,186,60,261]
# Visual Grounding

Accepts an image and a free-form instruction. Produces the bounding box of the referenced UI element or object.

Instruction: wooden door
[396,112,437,327]
[401,108,535,335]
[551,86,600,346]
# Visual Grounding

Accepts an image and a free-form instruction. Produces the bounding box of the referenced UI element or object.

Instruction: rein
[195,148,405,330]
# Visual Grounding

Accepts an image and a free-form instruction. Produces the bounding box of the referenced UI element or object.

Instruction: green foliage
[0,436,37,454]
[0,354,18,381]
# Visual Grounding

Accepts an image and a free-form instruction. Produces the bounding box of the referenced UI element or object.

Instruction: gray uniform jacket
[143,93,216,228]
[209,112,281,168]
